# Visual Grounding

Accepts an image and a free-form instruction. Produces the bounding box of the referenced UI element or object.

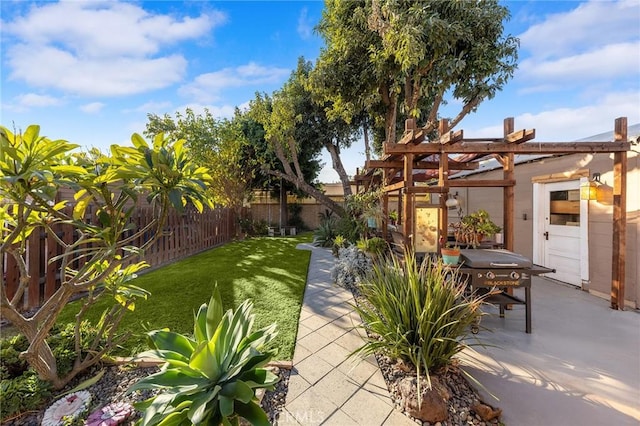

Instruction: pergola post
[402,153,414,246]
[611,117,627,310]
[439,119,450,250]
[382,170,389,240]
[503,118,515,251]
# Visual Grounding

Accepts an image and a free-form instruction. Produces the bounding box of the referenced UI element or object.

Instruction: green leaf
[189,339,221,381]
[168,188,183,212]
[51,165,88,176]
[219,395,234,418]
[206,286,224,340]
[156,409,189,426]
[239,368,279,388]
[127,370,208,392]
[221,380,253,404]
[147,330,195,358]
[194,303,208,345]
[23,124,40,144]
[187,387,219,424]
[58,369,105,397]
[234,400,270,426]
[131,133,149,149]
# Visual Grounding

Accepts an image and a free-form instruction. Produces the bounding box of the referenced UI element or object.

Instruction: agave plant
[127,286,279,425]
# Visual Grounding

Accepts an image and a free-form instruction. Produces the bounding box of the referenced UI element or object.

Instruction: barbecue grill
[457,249,553,333]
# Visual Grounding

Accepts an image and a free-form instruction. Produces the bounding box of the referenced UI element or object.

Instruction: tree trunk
[279,180,287,228]
[325,142,352,199]
[363,123,371,163]
[266,169,346,218]
[270,137,347,217]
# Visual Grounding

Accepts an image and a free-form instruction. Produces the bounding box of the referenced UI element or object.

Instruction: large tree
[249,58,353,217]
[313,0,519,148]
[145,109,254,210]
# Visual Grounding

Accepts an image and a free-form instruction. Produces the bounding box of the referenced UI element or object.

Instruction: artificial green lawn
[56,233,313,360]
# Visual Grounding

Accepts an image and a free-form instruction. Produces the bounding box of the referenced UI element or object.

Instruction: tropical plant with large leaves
[0,124,213,389]
[128,286,278,426]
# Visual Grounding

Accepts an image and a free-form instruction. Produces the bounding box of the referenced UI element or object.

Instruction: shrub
[0,334,29,380]
[332,234,348,257]
[128,286,279,426]
[239,218,269,236]
[47,322,106,377]
[352,253,487,398]
[313,217,338,247]
[287,202,306,231]
[0,322,102,419]
[356,237,388,258]
[335,216,365,243]
[331,245,372,291]
[1,126,213,389]
[0,370,52,419]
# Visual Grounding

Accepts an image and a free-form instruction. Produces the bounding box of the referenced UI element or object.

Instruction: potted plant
[388,210,398,226]
[454,209,501,247]
[441,242,461,265]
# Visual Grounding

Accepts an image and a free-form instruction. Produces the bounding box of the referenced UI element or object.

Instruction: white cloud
[519,0,640,59]
[3,1,225,97]
[173,103,238,120]
[7,44,187,96]
[179,63,290,103]
[469,90,640,141]
[515,1,640,95]
[3,93,64,113]
[297,7,313,40]
[124,101,173,113]
[519,41,640,82]
[18,93,63,108]
[80,102,105,114]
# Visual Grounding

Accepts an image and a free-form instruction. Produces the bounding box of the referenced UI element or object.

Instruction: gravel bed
[341,278,503,426]
[3,364,290,426]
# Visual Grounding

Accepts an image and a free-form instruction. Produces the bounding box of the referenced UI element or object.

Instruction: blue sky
[1,0,639,183]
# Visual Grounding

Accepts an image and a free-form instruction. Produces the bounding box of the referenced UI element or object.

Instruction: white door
[541,181,584,286]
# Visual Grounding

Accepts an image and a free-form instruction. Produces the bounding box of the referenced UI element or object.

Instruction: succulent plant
[127,286,279,425]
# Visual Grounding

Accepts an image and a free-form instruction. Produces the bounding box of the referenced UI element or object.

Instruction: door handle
[543,231,549,240]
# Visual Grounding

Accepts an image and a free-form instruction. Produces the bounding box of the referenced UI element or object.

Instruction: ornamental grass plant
[352,252,487,398]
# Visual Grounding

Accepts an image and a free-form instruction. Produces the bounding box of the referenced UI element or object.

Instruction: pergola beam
[449,179,515,187]
[505,128,536,144]
[382,181,405,193]
[366,160,478,170]
[439,129,464,145]
[384,141,631,155]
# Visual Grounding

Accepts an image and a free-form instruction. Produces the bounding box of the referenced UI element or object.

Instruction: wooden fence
[3,206,239,311]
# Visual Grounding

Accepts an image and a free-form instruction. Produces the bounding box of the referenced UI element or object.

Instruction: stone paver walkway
[281,243,413,426]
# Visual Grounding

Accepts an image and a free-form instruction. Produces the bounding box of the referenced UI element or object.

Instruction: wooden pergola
[356,117,631,310]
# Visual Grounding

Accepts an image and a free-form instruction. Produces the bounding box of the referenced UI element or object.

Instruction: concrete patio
[283,243,640,425]
[460,278,640,425]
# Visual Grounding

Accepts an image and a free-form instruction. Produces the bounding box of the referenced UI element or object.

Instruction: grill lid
[460,249,533,268]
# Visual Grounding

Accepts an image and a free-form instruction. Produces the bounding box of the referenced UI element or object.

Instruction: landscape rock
[472,401,502,422]
[398,376,450,423]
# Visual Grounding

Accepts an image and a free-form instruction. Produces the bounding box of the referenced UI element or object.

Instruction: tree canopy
[145,109,254,209]
[313,0,519,148]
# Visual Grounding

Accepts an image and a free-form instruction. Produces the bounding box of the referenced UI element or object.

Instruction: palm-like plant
[127,286,278,425]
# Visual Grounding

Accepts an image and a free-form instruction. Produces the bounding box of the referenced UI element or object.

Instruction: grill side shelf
[529,264,555,275]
